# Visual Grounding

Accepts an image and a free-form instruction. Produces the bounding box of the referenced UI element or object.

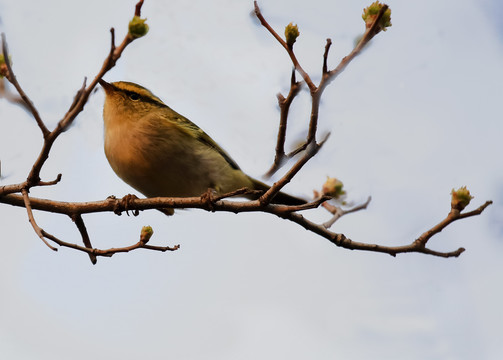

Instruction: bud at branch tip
[362,1,392,32]
[451,186,473,211]
[285,23,300,48]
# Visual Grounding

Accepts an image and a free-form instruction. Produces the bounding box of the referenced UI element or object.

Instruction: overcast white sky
[0,0,502,359]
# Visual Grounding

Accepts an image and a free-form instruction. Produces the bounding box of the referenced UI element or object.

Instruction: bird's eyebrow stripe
[120,88,166,107]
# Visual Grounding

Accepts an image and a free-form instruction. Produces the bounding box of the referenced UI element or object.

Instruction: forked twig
[1,0,148,262]
[265,69,303,178]
[321,196,372,229]
[255,2,390,175]
[414,200,493,249]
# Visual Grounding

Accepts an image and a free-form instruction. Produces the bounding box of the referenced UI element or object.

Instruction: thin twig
[265,69,303,178]
[271,209,465,258]
[59,0,144,132]
[414,200,493,248]
[254,1,316,92]
[320,5,389,92]
[458,201,492,219]
[38,174,62,186]
[21,189,57,251]
[67,78,87,113]
[22,0,145,188]
[272,195,331,213]
[1,34,49,137]
[0,78,29,110]
[321,196,372,229]
[261,4,390,175]
[41,227,179,259]
[73,214,97,264]
[0,0,147,259]
[313,6,388,141]
[322,38,332,74]
[260,134,328,205]
[286,143,308,158]
[135,0,145,16]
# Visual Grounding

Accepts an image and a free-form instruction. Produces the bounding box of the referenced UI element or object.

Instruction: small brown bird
[99,80,305,209]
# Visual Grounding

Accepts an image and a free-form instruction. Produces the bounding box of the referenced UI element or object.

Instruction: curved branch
[21,189,57,251]
[0,192,492,259]
[41,228,180,260]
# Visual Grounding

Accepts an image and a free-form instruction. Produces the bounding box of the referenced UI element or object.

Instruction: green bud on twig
[322,177,346,199]
[285,22,300,48]
[140,225,154,244]
[451,186,473,211]
[129,16,149,39]
[362,1,392,32]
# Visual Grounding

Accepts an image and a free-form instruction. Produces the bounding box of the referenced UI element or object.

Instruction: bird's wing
[163,107,242,171]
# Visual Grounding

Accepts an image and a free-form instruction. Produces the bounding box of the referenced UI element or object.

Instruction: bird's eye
[129,92,140,101]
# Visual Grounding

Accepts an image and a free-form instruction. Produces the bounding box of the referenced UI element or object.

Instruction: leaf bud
[129,16,149,39]
[451,186,473,211]
[362,2,392,32]
[285,22,300,48]
[140,225,154,244]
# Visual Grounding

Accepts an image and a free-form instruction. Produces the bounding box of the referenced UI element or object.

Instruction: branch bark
[0,192,492,259]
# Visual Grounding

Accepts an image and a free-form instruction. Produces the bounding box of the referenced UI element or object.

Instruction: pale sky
[0,0,502,359]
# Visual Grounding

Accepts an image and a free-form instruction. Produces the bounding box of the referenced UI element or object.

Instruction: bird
[99,79,305,212]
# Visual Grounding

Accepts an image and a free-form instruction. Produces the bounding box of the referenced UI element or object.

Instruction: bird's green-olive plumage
[99,80,304,205]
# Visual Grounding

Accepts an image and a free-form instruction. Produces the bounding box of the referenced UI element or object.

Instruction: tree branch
[320,196,372,229]
[0,78,30,111]
[0,191,492,259]
[13,0,145,189]
[260,134,328,205]
[21,189,57,251]
[253,1,316,92]
[257,2,390,174]
[41,227,180,260]
[414,200,493,249]
[72,214,97,264]
[265,69,303,178]
[1,34,49,137]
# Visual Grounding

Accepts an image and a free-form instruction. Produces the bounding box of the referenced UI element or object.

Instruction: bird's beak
[98,79,114,94]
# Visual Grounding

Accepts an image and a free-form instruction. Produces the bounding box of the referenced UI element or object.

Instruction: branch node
[201,188,217,212]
